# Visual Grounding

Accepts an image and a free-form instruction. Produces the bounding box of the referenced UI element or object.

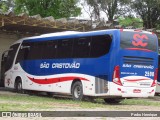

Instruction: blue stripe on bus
[20,58,110,77]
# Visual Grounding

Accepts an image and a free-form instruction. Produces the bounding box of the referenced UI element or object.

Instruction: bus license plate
[133,89,141,93]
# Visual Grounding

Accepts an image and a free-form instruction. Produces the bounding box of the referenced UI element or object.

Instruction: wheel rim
[74,85,81,98]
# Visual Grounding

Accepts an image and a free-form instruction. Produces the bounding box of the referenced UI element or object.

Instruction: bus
[0,29,158,103]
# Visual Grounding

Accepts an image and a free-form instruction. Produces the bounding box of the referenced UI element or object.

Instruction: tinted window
[120,31,157,52]
[90,35,112,57]
[42,41,57,59]
[73,37,91,58]
[57,39,73,58]
[16,34,112,60]
[5,44,20,71]
[16,42,31,63]
[27,42,44,59]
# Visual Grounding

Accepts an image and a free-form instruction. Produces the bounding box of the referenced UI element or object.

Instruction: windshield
[120,31,157,52]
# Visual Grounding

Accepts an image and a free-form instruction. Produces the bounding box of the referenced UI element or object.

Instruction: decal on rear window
[120,31,157,52]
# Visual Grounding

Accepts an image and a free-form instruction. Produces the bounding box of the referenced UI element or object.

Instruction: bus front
[114,30,158,98]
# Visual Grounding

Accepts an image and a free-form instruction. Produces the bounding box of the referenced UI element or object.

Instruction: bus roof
[14,31,81,44]
[13,29,116,44]
[13,29,153,45]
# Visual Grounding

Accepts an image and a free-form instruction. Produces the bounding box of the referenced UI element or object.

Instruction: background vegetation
[0,0,160,29]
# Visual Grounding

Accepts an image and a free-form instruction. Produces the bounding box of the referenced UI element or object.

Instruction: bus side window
[27,42,44,60]
[90,35,112,57]
[15,42,31,63]
[56,39,73,58]
[42,41,57,59]
[73,37,91,58]
[5,44,20,71]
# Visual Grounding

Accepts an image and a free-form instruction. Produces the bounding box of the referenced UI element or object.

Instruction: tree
[14,0,81,19]
[86,0,131,21]
[131,0,160,29]
[118,17,143,28]
[86,0,101,21]
[80,0,98,27]
[0,0,14,12]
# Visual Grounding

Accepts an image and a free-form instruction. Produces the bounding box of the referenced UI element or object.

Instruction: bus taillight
[113,66,122,86]
[151,68,158,87]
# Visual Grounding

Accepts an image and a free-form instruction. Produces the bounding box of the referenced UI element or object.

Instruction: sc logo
[132,34,148,47]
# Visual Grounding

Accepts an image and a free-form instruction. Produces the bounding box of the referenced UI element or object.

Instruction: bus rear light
[151,68,158,87]
[149,89,154,94]
[113,66,122,86]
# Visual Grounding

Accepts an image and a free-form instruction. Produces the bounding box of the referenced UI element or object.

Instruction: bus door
[4,44,20,87]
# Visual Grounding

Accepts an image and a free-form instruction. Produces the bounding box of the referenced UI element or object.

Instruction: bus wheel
[104,98,123,104]
[71,81,83,101]
[15,79,23,93]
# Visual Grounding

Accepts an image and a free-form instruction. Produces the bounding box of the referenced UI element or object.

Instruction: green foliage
[86,0,132,21]
[0,0,13,12]
[131,0,160,29]
[118,17,143,28]
[14,0,81,19]
[85,0,160,29]
[0,2,7,12]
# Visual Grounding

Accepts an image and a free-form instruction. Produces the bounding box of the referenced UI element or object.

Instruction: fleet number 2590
[145,71,154,77]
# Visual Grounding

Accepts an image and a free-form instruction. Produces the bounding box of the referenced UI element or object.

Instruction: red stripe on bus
[27,76,89,84]
[124,78,150,82]
[125,48,152,52]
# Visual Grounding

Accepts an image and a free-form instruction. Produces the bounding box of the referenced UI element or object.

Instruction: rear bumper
[109,82,155,98]
[121,87,155,97]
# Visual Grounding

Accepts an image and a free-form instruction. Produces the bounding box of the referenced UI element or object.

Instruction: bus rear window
[120,31,157,52]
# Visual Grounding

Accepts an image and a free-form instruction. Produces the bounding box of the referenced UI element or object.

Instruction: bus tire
[71,81,84,101]
[47,92,53,97]
[104,98,122,104]
[15,78,23,93]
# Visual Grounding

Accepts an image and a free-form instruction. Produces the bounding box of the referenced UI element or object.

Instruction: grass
[0,93,160,111]
[0,94,106,111]
[121,98,160,106]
